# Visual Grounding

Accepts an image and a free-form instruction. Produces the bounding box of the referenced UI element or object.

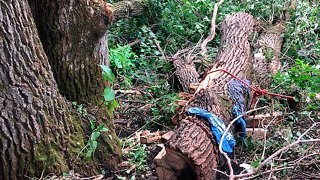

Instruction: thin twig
[233,122,320,179]
[242,166,294,180]
[153,39,166,60]
[261,116,279,161]
[200,0,225,59]
[213,168,231,177]
[218,106,268,179]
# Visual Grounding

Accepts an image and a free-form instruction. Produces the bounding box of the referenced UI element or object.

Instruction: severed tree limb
[112,0,147,22]
[200,0,225,59]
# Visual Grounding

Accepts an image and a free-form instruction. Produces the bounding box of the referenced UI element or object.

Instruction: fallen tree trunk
[155,12,256,180]
[155,12,287,179]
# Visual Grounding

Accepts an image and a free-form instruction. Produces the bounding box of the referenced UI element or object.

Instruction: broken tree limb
[112,0,147,22]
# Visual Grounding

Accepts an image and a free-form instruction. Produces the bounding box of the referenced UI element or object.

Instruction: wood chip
[161,131,175,142]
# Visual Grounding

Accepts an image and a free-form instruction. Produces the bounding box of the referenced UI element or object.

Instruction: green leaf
[90,120,95,130]
[91,140,98,151]
[97,123,106,131]
[250,159,261,168]
[85,150,93,159]
[114,58,123,68]
[104,87,115,101]
[99,65,115,82]
[90,132,101,141]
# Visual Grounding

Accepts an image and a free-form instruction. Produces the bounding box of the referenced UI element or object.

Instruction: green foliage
[272,59,320,110]
[283,1,319,63]
[109,45,139,87]
[109,27,177,127]
[82,65,117,160]
[120,138,148,175]
[72,102,88,116]
[85,120,109,159]
[100,65,118,113]
[127,144,148,171]
[152,0,214,51]
[149,91,178,126]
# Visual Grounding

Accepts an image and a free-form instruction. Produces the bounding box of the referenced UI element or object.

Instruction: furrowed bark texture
[113,0,146,21]
[172,57,199,92]
[0,0,84,178]
[252,23,285,88]
[28,0,112,102]
[0,1,122,178]
[156,13,256,180]
[28,0,146,102]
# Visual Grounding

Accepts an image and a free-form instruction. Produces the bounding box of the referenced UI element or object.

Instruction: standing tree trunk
[28,0,146,102]
[0,0,119,178]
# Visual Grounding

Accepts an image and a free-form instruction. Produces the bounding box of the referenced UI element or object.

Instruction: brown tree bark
[155,12,257,180]
[28,0,146,102]
[0,0,119,179]
[252,22,285,88]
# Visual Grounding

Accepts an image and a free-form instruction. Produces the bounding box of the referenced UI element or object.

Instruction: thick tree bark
[0,1,119,179]
[252,23,285,88]
[28,0,146,102]
[155,13,256,180]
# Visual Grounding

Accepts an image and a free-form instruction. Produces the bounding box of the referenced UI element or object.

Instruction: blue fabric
[228,78,250,139]
[232,105,247,138]
[228,78,251,112]
[186,107,235,154]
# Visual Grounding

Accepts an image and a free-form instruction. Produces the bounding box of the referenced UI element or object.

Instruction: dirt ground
[111,92,166,180]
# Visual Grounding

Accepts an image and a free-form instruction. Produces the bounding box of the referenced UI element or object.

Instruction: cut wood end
[154,144,166,160]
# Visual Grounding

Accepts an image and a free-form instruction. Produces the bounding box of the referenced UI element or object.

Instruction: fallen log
[155,12,287,179]
[155,12,256,180]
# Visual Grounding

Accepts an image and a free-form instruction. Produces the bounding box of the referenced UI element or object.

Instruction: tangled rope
[201,69,294,105]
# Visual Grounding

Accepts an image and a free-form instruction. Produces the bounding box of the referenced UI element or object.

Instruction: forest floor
[108,88,320,180]
[110,91,168,180]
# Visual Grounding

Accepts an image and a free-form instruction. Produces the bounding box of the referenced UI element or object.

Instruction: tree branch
[200,0,224,59]
[225,122,320,179]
